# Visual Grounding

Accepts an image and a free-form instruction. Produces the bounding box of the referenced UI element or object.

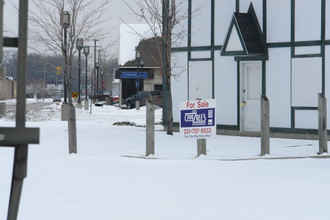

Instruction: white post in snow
[146,100,155,156]
[318,93,328,154]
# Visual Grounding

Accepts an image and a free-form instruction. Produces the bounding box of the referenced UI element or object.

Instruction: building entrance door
[240,62,261,132]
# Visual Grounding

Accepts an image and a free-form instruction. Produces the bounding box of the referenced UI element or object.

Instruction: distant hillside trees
[3,51,117,98]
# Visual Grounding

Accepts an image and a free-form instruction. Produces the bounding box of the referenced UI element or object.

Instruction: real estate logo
[179,99,216,139]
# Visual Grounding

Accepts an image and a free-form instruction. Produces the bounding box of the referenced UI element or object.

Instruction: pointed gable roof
[221,3,267,57]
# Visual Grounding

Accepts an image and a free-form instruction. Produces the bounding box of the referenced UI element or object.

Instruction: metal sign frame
[1,1,40,219]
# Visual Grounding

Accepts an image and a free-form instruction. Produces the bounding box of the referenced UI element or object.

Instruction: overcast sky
[3,0,143,57]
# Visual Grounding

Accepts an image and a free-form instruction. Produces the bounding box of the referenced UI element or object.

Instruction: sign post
[180,99,216,157]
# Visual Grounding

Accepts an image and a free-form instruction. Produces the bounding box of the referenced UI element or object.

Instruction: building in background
[116,26,163,105]
[171,0,330,137]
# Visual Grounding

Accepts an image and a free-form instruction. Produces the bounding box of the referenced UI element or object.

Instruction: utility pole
[162,0,169,127]
[43,63,46,101]
[94,39,98,96]
[60,11,77,154]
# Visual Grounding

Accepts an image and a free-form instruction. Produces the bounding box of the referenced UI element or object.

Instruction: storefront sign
[121,72,148,79]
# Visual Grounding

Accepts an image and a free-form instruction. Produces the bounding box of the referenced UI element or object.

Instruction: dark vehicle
[124,90,162,109]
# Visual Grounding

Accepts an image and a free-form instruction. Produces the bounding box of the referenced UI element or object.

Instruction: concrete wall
[0,66,16,100]
[143,68,162,91]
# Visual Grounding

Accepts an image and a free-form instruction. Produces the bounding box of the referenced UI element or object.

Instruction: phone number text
[183,128,212,134]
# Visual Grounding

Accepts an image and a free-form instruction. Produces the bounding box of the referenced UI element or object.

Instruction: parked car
[124,90,162,109]
[52,95,61,102]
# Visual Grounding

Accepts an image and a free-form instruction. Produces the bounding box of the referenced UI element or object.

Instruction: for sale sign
[180,99,216,139]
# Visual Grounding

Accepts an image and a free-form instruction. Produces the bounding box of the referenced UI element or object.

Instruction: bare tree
[29,0,111,104]
[124,0,201,135]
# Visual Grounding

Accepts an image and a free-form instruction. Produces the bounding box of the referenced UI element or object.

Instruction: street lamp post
[76,38,83,106]
[83,45,90,110]
[140,58,144,91]
[135,50,141,110]
[101,71,104,95]
[95,61,100,95]
[60,11,77,154]
[60,11,70,104]
[135,50,141,93]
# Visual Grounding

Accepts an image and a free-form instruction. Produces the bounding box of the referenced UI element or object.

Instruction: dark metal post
[95,61,100,95]
[83,45,90,110]
[93,39,98,96]
[8,0,29,218]
[135,50,140,94]
[43,63,46,101]
[63,26,68,104]
[0,0,3,61]
[78,50,81,103]
[85,57,88,97]
[101,72,104,95]
[135,51,141,110]
[140,59,144,91]
[76,38,83,104]
[96,66,99,94]
[162,0,169,126]
[137,64,139,94]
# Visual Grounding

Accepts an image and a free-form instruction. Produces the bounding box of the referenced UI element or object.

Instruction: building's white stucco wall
[267,0,291,43]
[266,48,291,128]
[172,52,188,122]
[214,54,238,126]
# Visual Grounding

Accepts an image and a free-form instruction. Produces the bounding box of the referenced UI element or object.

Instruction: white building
[171,0,330,137]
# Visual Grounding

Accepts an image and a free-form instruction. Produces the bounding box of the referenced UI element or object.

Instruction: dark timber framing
[172,0,329,135]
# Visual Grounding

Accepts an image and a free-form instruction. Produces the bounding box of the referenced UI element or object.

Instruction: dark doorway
[122,78,144,100]
[154,84,163,92]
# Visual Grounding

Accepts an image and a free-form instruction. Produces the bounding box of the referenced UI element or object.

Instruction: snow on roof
[118,24,159,66]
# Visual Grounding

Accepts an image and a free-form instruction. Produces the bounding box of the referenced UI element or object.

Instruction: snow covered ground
[0,99,330,220]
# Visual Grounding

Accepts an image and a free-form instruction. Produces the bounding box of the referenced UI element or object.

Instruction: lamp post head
[95,61,100,69]
[60,11,70,28]
[83,45,90,56]
[76,38,84,51]
[135,50,141,61]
